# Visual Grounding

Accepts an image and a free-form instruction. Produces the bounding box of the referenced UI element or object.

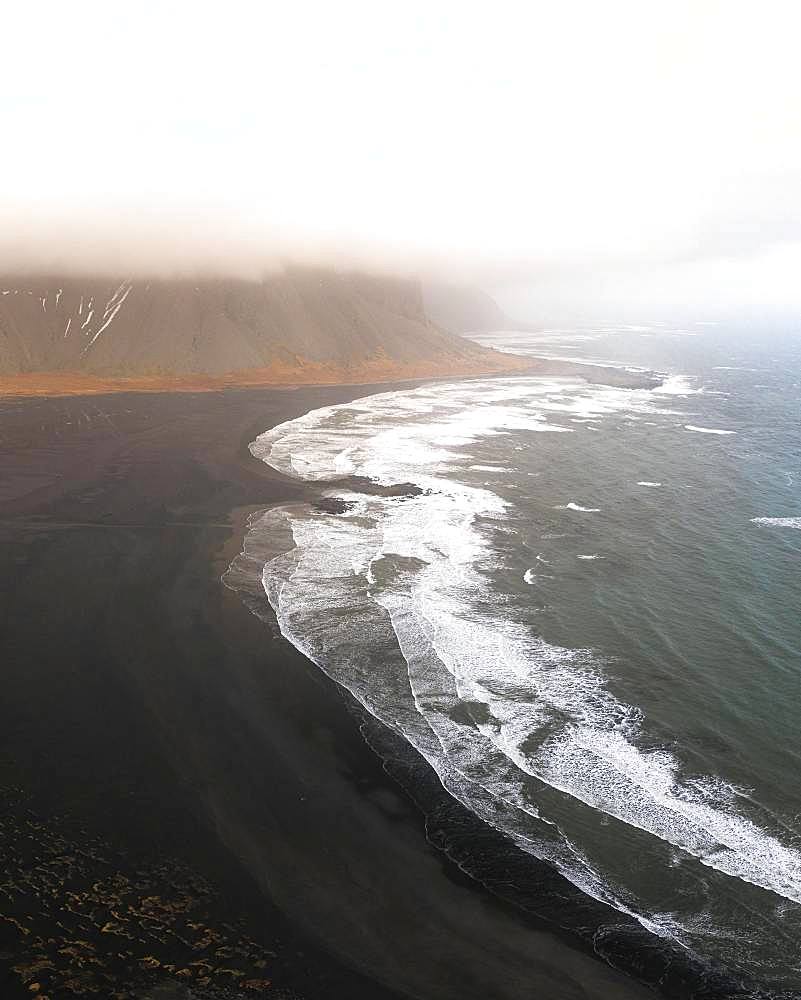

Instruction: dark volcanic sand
[0,385,653,1000]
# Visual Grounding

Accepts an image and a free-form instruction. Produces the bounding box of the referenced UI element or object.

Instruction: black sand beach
[0,384,655,1000]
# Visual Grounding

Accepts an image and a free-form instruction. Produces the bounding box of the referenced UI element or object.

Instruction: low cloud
[3,1,801,318]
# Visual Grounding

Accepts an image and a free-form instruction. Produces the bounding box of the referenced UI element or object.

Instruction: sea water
[235,321,801,993]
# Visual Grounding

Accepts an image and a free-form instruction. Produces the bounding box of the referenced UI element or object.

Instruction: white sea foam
[518,351,651,372]
[236,368,801,960]
[652,375,700,396]
[750,517,801,530]
[555,502,601,512]
[685,425,736,435]
[637,481,662,487]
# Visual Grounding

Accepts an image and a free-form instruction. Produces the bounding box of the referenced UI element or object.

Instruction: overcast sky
[2,1,801,319]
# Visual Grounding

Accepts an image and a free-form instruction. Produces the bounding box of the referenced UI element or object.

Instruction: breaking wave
[685,424,736,435]
[228,371,801,989]
[750,516,801,530]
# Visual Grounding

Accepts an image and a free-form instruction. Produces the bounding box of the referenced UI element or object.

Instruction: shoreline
[0,351,659,401]
[0,353,531,399]
[0,372,667,999]
[225,379,748,1000]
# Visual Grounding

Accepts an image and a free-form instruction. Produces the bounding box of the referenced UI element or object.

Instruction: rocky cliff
[0,270,517,379]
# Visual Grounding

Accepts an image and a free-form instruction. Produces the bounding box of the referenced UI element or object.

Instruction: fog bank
[3,1,801,319]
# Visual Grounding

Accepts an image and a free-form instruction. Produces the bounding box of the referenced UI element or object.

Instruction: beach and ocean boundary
[1,367,677,1000]
[222,370,768,1000]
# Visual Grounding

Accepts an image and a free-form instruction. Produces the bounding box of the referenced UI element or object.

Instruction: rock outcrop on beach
[0,270,525,392]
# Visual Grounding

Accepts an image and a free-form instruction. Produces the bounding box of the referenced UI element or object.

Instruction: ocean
[231,322,801,996]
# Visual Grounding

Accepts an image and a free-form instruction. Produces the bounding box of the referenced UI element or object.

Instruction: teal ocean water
[239,322,801,995]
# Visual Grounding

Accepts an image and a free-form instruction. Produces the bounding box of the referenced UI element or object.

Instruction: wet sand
[0,384,654,999]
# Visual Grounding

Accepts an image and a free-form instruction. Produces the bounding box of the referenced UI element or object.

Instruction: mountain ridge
[0,270,524,383]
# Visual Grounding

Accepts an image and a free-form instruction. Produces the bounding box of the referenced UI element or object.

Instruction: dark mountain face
[0,269,506,378]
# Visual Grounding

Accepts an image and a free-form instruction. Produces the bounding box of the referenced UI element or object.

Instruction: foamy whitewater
[229,323,801,994]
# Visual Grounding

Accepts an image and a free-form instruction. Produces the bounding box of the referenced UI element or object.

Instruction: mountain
[0,270,527,392]
[422,281,524,333]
